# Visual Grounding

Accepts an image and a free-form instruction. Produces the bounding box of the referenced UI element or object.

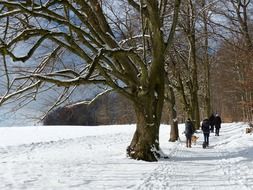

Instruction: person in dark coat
[214,113,222,136]
[209,113,215,133]
[184,118,194,148]
[201,118,210,146]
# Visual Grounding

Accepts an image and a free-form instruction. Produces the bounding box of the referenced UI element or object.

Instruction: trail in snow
[0,123,253,190]
[136,123,253,190]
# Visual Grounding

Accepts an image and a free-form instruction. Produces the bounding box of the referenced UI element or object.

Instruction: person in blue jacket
[201,118,210,147]
[185,118,194,148]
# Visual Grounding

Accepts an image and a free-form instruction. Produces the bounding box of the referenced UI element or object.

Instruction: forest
[0,0,252,161]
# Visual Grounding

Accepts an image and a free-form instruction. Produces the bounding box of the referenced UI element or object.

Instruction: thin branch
[165,0,181,52]
[40,86,77,121]
[0,81,42,106]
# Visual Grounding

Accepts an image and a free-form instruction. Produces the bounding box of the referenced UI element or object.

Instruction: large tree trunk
[127,98,163,161]
[127,107,159,162]
[127,75,165,162]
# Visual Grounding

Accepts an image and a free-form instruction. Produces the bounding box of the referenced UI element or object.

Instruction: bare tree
[210,0,253,121]
[200,0,212,118]
[165,0,201,129]
[165,81,179,142]
[0,0,181,161]
[164,0,221,128]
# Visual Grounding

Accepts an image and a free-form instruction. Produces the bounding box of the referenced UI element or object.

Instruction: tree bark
[127,99,162,162]
[187,0,200,129]
[202,0,211,118]
[168,86,179,142]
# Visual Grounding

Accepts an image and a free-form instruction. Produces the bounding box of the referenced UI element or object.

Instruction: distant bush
[43,92,136,125]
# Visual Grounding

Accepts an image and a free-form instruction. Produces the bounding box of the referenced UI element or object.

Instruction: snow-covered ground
[0,123,253,190]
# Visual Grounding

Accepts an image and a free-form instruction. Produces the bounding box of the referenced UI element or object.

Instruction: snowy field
[0,123,253,190]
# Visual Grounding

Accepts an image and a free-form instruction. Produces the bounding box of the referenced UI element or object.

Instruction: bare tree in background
[200,0,212,118]
[164,0,220,129]
[0,0,181,161]
[211,0,253,121]
[165,0,201,129]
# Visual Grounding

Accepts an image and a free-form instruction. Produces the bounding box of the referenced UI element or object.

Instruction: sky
[0,122,252,189]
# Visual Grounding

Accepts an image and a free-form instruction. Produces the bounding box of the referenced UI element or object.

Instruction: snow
[0,123,253,190]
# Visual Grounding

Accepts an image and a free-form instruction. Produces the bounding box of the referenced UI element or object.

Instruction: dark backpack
[185,121,193,135]
[202,119,210,133]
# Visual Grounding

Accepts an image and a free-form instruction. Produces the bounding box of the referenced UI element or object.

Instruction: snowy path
[136,123,253,190]
[0,123,253,190]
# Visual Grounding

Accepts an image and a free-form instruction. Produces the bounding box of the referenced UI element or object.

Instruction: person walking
[209,113,215,133]
[184,118,194,148]
[201,118,210,147]
[214,113,222,136]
